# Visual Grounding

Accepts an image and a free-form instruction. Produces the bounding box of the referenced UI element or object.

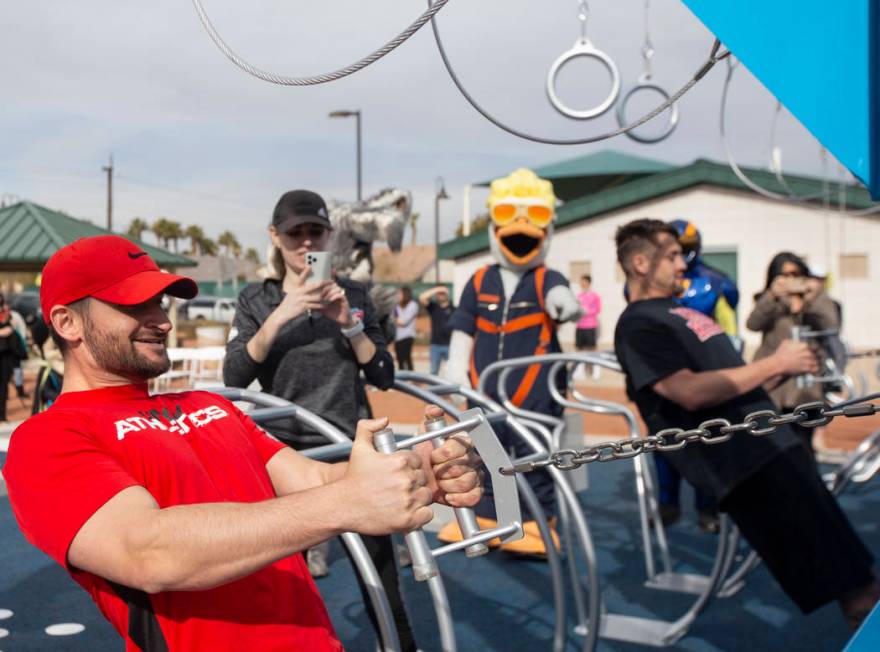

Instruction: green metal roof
[476,149,677,202]
[440,158,877,261]
[0,201,196,271]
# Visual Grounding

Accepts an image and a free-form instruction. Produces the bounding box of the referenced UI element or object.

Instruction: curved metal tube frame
[478,353,735,646]
[396,371,599,652]
[211,387,401,652]
[389,377,568,652]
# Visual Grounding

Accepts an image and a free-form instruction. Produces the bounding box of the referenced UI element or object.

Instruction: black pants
[0,352,14,421]
[394,337,414,371]
[721,445,875,613]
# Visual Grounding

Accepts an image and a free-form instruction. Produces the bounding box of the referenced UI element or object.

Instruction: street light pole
[434,177,449,284]
[102,153,114,231]
[329,110,362,202]
[355,111,362,202]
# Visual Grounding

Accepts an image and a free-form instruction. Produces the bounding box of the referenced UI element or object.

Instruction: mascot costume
[671,219,739,338]
[440,168,581,556]
[654,219,741,532]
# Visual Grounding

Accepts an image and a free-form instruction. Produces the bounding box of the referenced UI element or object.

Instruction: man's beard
[82,317,170,380]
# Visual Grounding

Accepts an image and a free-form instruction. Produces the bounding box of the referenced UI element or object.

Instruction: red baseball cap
[41,235,198,323]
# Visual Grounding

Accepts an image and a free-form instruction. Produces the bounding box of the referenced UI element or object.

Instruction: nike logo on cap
[128,252,148,259]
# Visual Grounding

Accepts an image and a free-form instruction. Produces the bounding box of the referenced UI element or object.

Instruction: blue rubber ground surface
[0,455,876,651]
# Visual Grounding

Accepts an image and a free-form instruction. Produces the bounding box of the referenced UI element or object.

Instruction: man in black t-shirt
[419,286,454,375]
[613,218,878,629]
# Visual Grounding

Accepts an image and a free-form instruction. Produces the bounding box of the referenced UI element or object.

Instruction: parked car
[181,296,236,322]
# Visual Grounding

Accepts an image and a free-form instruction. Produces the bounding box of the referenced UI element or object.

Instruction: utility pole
[102,154,114,231]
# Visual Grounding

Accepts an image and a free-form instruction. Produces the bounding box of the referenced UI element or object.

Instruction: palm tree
[126,217,149,241]
[200,237,218,256]
[165,221,184,253]
[218,231,242,258]
[151,218,172,249]
[244,247,260,265]
[184,225,205,255]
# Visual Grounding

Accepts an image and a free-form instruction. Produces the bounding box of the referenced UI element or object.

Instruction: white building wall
[450,185,880,351]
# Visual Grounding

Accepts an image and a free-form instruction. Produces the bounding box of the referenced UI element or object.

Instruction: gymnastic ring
[546,39,621,120]
[615,78,679,143]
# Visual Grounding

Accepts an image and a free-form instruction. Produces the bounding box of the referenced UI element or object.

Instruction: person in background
[574,274,601,379]
[746,252,840,458]
[669,219,739,337]
[224,190,419,650]
[419,285,454,376]
[393,286,418,371]
[0,293,18,422]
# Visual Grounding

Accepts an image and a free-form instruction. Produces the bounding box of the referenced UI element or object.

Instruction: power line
[115,174,264,212]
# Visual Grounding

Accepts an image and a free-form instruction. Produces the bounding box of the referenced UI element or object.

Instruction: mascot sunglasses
[490,198,554,228]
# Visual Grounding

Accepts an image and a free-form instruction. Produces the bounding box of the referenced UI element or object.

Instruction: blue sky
[0,1,853,256]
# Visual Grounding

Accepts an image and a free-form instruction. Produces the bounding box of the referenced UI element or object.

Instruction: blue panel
[844,601,880,651]
[681,0,878,198]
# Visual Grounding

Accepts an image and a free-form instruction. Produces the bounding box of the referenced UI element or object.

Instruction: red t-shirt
[3,383,343,652]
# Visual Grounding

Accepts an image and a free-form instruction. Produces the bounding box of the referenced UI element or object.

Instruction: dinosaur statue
[327,187,412,343]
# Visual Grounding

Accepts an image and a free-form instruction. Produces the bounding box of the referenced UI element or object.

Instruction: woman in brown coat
[746,252,839,456]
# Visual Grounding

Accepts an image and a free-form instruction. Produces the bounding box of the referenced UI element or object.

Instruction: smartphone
[304,251,332,283]
[788,277,807,295]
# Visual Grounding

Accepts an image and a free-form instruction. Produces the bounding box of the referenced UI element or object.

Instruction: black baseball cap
[272,190,333,232]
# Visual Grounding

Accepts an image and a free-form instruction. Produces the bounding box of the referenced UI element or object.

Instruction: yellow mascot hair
[487,168,556,210]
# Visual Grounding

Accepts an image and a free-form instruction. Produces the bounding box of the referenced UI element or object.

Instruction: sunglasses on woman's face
[286,225,328,241]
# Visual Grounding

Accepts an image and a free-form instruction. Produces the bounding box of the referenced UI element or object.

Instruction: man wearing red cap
[3,235,482,651]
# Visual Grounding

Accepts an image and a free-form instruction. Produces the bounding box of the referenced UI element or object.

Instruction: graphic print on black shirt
[614,298,799,500]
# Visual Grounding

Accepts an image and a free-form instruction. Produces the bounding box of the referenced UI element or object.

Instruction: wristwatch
[340,318,364,339]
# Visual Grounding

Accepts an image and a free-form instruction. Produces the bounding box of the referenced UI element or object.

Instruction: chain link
[499,399,879,475]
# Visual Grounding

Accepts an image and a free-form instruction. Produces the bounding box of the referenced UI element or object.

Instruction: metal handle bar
[426,415,489,559]
[394,373,584,652]
[375,408,523,581]
[791,326,842,389]
[210,388,400,652]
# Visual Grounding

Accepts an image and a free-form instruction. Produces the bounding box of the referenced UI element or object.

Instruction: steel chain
[500,399,879,475]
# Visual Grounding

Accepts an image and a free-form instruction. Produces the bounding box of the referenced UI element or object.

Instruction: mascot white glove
[445,330,475,389]
[545,286,583,323]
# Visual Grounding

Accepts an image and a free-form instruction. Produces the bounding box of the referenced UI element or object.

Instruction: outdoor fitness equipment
[370,409,523,583]
[211,387,401,652]
[215,386,523,652]
[394,371,597,652]
[546,0,620,120]
[791,326,850,391]
[192,0,730,147]
[479,353,736,647]
[615,0,679,143]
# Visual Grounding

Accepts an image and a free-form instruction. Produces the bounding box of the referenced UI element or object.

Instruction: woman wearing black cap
[224,190,418,651]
